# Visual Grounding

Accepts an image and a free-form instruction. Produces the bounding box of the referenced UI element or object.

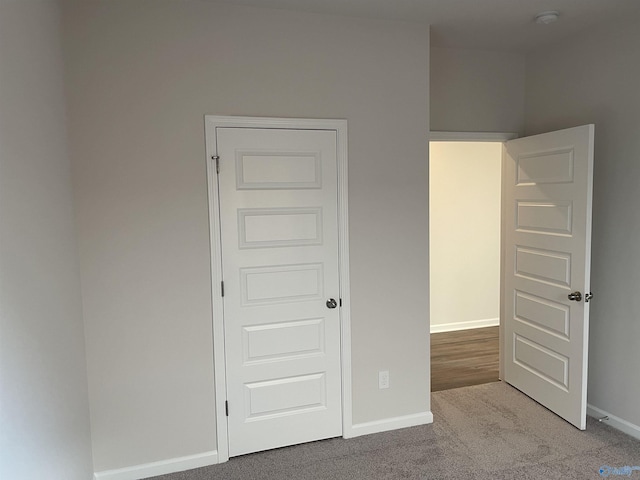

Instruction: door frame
[428,130,518,381]
[205,116,352,462]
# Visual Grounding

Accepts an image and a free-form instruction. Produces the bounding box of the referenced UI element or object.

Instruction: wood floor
[431,326,499,392]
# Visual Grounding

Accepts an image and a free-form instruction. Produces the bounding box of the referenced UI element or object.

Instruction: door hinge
[213,155,220,174]
[225,400,229,416]
[221,281,225,297]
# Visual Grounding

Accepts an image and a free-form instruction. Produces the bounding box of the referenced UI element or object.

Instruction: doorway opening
[429,127,594,431]
[429,133,514,392]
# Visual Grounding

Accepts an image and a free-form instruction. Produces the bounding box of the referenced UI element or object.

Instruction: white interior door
[503,125,594,429]
[216,127,343,456]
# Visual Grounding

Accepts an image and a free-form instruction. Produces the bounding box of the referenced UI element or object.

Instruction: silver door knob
[568,291,582,301]
[326,298,338,309]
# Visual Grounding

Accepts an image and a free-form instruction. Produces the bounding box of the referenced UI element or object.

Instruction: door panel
[503,125,594,430]
[216,127,342,456]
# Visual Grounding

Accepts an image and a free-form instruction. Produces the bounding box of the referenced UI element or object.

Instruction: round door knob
[568,291,582,301]
[326,298,338,309]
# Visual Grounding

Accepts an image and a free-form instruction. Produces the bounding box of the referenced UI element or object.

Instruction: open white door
[503,125,594,430]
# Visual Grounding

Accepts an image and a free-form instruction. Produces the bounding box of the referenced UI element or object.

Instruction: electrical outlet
[378,370,390,389]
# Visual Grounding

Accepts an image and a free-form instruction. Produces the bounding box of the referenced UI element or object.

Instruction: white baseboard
[347,411,433,438]
[94,450,218,480]
[587,404,640,441]
[430,317,499,334]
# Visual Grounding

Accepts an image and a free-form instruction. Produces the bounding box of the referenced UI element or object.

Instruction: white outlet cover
[378,370,390,389]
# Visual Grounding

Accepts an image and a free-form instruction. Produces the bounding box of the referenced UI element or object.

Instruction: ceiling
[211,0,640,53]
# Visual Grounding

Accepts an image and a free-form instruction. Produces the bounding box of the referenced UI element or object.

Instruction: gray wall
[62,0,430,471]
[525,18,640,428]
[0,1,93,479]
[430,47,525,134]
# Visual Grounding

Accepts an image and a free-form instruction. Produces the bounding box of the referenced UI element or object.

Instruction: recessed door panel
[514,291,569,339]
[515,247,571,287]
[244,373,326,420]
[242,318,325,364]
[516,201,572,235]
[513,334,569,390]
[516,148,574,185]
[236,151,321,189]
[240,264,324,306]
[238,208,323,249]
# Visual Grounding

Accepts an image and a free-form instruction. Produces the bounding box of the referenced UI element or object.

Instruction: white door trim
[499,146,507,382]
[430,131,518,142]
[204,116,352,462]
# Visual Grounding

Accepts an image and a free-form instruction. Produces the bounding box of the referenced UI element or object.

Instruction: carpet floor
[149,382,640,479]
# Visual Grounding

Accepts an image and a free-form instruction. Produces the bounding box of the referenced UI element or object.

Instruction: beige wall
[62,0,430,472]
[0,1,93,479]
[525,18,640,428]
[429,142,501,332]
[431,47,525,134]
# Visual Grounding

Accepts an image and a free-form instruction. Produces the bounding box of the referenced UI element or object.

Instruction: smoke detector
[535,11,560,24]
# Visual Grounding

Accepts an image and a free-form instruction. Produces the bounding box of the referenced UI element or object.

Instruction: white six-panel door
[215,127,343,456]
[503,125,594,429]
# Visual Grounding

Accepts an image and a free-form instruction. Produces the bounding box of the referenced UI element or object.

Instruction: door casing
[205,116,352,462]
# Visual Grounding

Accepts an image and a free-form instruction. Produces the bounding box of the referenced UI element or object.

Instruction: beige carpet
[149,382,640,479]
